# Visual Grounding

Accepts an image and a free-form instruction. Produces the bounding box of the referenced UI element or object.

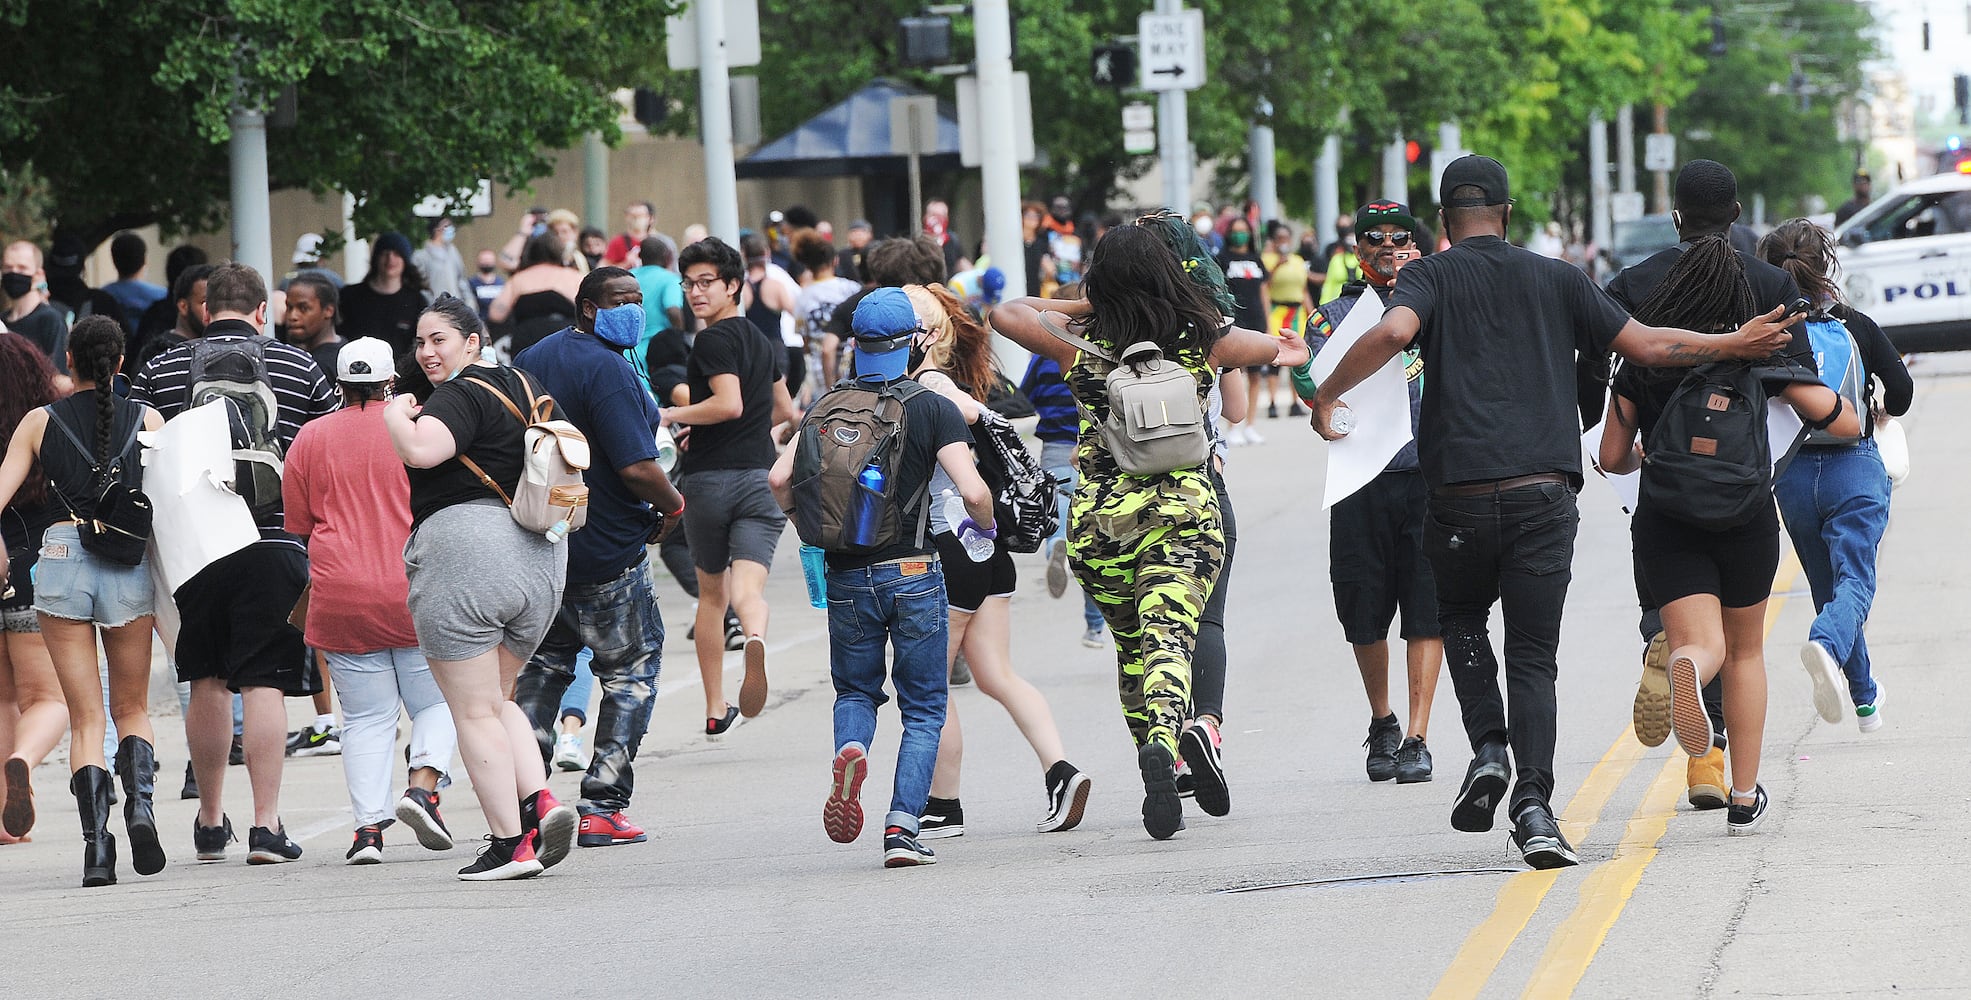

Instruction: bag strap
[43,402,142,480]
[456,454,514,507]
[1037,312,1114,364]
[454,371,524,508]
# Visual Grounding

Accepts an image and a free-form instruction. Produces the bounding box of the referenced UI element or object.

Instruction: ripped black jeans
[1424,481,1578,812]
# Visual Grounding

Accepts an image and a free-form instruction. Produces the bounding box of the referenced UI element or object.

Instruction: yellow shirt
[1262,249,1309,304]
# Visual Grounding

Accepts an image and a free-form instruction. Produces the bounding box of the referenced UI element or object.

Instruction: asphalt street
[4,358,1967,999]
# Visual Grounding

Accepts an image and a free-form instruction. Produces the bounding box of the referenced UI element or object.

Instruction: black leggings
[1192,469,1235,722]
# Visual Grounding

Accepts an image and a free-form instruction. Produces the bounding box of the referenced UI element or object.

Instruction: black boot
[116,736,166,876]
[70,766,117,887]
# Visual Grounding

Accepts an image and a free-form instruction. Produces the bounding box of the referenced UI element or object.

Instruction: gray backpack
[1043,315,1211,475]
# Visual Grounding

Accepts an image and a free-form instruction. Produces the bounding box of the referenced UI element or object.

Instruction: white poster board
[1583,400,1809,515]
[139,400,259,595]
[1311,289,1414,509]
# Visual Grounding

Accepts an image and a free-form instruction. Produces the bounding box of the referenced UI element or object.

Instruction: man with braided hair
[1602,159,1811,811]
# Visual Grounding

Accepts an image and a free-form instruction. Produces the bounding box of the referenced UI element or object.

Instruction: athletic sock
[313,714,335,733]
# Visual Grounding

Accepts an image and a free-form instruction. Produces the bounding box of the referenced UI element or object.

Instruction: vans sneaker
[918,797,964,840]
[1669,655,1714,759]
[1855,678,1885,733]
[1037,762,1092,833]
[1727,784,1769,836]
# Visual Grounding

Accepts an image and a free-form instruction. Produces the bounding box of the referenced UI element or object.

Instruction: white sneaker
[1855,677,1885,733]
[1243,425,1266,445]
[1080,626,1108,649]
[1800,641,1846,725]
[552,733,585,772]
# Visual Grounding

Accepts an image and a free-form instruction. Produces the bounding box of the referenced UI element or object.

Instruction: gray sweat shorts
[405,499,568,662]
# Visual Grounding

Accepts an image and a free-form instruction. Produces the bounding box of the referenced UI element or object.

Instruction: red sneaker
[823,743,868,844]
[577,811,649,847]
[523,789,578,870]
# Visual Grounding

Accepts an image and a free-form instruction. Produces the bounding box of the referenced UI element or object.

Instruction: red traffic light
[1405,140,1421,164]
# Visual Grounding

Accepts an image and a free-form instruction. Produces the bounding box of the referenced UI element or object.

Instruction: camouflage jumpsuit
[1065,344,1226,756]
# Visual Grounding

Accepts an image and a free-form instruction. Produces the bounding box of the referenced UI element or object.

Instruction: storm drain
[1220,868,1519,894]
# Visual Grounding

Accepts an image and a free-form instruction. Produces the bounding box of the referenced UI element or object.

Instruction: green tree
[0,0,678,252]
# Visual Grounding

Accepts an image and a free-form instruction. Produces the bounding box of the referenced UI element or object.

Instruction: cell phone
[1784,297,1811,318]
[1390,247,1419,276]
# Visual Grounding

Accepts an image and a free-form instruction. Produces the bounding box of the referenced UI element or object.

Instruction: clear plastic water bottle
[943,491,994,562]
[799,544,828,609]
[654,425,679,476]
[850,463,885,547]
[544,518,570,544]
[1330,403,1356,436]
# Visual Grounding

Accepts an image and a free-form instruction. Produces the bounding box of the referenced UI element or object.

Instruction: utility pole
[1616,104,1636,195]
[1315,131,1341,246]
[1155,0,1192,212]
[228,106,274,306]
[695,0,741,245]
[584,131,610,233]
[1381,133,1407,204]
[1249,99,1278,223]
[1589,113,1611,253]
[1651,103,1671,213]
[975,0,1028,372]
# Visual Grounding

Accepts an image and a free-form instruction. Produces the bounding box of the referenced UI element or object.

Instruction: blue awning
[737,78,963,180]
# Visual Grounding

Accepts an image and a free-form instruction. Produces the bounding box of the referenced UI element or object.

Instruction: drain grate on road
[1220,868,1519,894]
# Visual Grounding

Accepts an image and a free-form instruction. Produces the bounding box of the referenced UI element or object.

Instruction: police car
[1835,170,1971,352]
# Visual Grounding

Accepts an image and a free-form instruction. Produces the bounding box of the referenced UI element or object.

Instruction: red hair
[0,332,61,509]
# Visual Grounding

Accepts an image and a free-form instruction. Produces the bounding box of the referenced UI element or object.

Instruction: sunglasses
[1361,231,1414,247]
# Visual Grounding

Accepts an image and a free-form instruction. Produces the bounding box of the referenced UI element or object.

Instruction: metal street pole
[1616,104,1636,194]
[975,0,1028,376]
[696,0,741,245]
[1651,102,1671,213]
[1249,118,1278,223]
[1590,112,1612,253]
[584,131,610,232]
[1155,0,1191,213]
[228,106,274,318]
[1381,133,1407,204]
[1315,131,1341,246]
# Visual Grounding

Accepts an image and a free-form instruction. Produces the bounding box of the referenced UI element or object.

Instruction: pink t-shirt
[282,401,419,653]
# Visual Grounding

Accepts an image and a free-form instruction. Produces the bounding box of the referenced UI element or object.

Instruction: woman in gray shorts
[386,296,577,881]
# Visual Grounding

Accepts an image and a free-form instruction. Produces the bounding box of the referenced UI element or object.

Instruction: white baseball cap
[336,338,395,383]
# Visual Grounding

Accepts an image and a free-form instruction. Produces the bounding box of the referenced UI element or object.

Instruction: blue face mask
[593,302,644,348]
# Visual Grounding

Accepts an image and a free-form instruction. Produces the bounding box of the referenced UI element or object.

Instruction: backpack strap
[42,402,142,480]
[1037,312,1115,364]
[454,371,526,509]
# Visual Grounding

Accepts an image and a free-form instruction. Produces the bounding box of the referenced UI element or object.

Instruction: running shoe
[179,761,199,801]
[1137,742,1184,841]
[723,615,745,652]
[1045,539,1069,599]
[228,734,245,766]
[1510,802,1580,869]
[1687,746,1728,810]
[882,826,937,868]
[1175,758,1195,798]
[394,787,455,851]
[1800,641,1847,725]
[1244,425,1266,445]
[286,725,342,758]
[1856,678,1885,733]
[1633,630,1672,748]
[918,799,964,840]
[1395,736,1434,783]
[949,651,973,687]
[1668,654,1714,759]
[3,756,33,837]
[1288,401,1307,418]
[552,733,586,771]
[526,790,579,870]
[739,636,769,717]
[823,743,868,844]
[1726,784,1770,836]
[1450,743,1510,833]
[193,814,235,862]
[458,833,543,881]
[706,705,740,739]
[1266,402,1280,420]
[246,823,303,864]
[1364,713,1402,782]
[1080,626,1107,649]
[1179,720,1229,817]
[346,825,384,865]
[1037,763,1092,833]
[577,811,648,847]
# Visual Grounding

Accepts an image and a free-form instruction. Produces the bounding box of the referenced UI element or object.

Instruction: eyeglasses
[683,277,729,292]
[1361,231,1413,247]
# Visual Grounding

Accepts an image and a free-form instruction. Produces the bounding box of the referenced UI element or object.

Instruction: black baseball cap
[1440,155,1512,207]
[1356,200,1419,233]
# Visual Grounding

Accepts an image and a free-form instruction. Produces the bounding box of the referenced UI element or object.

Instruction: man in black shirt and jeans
[1311,155,1799,869]
[663,238,796,735]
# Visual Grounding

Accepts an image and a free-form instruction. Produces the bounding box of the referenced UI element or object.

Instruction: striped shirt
[130,318,338,538]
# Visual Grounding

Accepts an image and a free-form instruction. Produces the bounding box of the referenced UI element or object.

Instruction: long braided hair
[66,316,127,484]
[1631,234,1756,334]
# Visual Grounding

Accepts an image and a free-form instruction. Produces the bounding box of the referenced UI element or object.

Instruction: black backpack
[789,379,933,554]
[1639,362,1773,530]
[185,336,285,521]
[45,404,153,566]
[969,408,1059,553]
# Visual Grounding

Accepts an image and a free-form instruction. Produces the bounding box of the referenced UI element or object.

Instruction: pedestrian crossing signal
[1092,44,1135,89]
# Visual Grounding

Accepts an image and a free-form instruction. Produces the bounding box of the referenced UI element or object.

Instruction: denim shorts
[31,523,155,628]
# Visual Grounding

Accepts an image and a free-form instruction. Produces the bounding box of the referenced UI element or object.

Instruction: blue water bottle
[850,463,885,547]
[799,544,828,609]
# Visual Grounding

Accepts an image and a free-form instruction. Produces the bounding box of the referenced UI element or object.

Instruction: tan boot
[1686,746,1728,810]
[1633,631,1672,748]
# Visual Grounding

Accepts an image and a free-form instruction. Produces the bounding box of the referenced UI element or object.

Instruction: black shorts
[1632,501,1780,610]
[1329,470,1439,644]
[931,533,1016,613]
[174,541,315,694]
[785,345,807,397]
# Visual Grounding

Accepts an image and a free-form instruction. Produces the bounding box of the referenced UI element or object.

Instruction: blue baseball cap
[851,287,920,381]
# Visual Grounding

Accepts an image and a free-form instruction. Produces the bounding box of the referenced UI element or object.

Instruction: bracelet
[664,496,686,519]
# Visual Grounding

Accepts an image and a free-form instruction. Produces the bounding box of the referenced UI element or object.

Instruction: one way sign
[1138,9,1205,92]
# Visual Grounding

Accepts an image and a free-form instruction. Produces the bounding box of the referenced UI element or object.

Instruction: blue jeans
[514,559,665,815]
[558,650,595,724]
[1774,441,1888,706]
[826,560,949,835]
[1041,438,1105,632]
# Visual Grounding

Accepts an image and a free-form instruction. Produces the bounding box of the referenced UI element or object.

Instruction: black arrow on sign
[1153,64,1186,78]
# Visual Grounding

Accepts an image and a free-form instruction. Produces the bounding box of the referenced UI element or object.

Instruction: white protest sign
[1311,288,1413,509]
[140,399,259,595]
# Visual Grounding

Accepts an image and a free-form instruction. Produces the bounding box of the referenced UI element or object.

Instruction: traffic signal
[1956,74,1969,126]
[899,15,952,67]
[632,87,668,128]
[1092,43,1136,88]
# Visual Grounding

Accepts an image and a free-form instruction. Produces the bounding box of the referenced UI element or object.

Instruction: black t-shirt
[826,381,973,571]
[678,316,783,474]
[339,283,427,356]
[826,287,875,342]
[1606,243,1813,370]
[836,247,864,284]
[8,304,69,374]
[1387,235,1631,487]
[407,364,531,529]
[1217,250,1269,330]
[304,337,346,383]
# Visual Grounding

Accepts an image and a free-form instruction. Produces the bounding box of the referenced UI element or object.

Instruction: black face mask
[478,265,496,275]
[908,342,928,373]
[1,273,33,299]
[1050,208,1071,222]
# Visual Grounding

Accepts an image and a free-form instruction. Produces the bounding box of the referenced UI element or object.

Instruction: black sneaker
[228,735,245,766]
[1726,784,1769,837]
[193,814,235,862]
[1266,402,1280,419]
[1037,762,1092,833]
[285,725,341,758]
[346,825,384,865]
[918,798,965,840]
[394,787,455,850]
[1179,721,1229,817]
[723,614,745,652]
[1510,802,1579,869]
[179,761,199,801]
[1395,736,1434,783]
[1288,401,1307,417]
[1364,714,1402,782]
[882,826,937,868]
[1137,742,1184,840]
[457,833,543,881]
[1451,743,1510,833]
[247,823,303,864]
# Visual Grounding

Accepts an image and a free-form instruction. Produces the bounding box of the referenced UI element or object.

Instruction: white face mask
[1193,217,1214,236]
